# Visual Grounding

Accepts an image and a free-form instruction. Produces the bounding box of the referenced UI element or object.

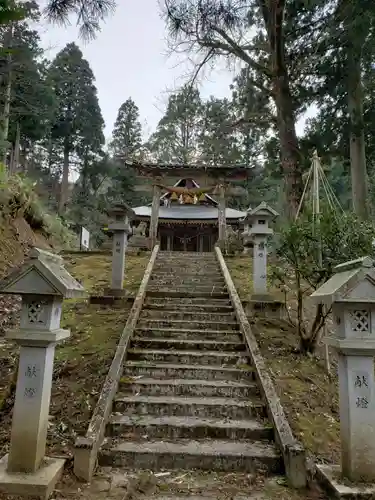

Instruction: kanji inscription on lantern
[24,387,37,398]
[25,364,39,378]
[353,371,371,409]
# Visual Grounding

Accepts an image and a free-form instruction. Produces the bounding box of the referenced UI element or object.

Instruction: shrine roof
[126,160,252,179]
[133,205,246,220]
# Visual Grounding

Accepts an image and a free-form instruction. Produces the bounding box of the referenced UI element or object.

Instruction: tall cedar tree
[111,98,142,160]
[48,42,104,214]
[199,97,240,165]
[0,3,55,170]
[300,0,375,217]
[147,85,203,163]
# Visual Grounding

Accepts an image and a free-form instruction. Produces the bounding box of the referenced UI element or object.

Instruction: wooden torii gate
[127,161,252,250]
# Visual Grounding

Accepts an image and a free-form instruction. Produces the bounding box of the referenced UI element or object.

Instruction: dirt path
[49,468,327,500]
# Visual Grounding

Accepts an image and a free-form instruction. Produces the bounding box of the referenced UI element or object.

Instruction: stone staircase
[98,251,283,474]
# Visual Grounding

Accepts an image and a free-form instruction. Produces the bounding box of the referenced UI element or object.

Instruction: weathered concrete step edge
[127,349,249,366]
[124,362,256,381]
[107,414,274,441]
[113,394,266,419]
[119,377,258,398]
[151,273,224,280]
[144,298,232,307]
[136,319,239,331]
[140,309,236,321]
[147,285,227,292]
[152,270,221,275]
[98,439,283,473]
[133,329,241,342]
[146,290,229,299]
[150,281,226,288]
[131,337,245,351]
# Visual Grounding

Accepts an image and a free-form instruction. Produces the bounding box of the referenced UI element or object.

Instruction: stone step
[145,297,232,308]
[133,328,241,342]
[113,394,266,419]
[124,362,255,382]
[147,289,229,299]
[119,377,257,398]
[140,309,236,322]
[158,251,215,257]
[154,257,218,262]
[127,348,248,366]
[98,439,282,473]
[151,271,223,278]
[148,284,227,293]
[152,265,220,273]
[136,319,238,332]
[156,252,217,262]
[130,337,245,352]
[150,278,226,287]
[107,414,274,441]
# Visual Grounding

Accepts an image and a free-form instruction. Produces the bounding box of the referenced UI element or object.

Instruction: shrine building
[130,163,251,252]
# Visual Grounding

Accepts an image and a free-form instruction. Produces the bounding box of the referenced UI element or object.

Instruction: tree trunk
[0,24,13,167]
[299,303,325,354]
[9,122,20,174]
[274,83,302,219]
[260,0,303,219]
[347,51,368,219]
[59,139,70,214]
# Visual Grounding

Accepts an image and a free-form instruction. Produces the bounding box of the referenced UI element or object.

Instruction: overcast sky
[37,0,312,143]
[37,0,238,142]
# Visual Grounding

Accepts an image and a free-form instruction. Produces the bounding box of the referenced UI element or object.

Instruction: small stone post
[311,257,375,496]
[107,203,134,296]
[242,202,279,299]
[0,248,85,499]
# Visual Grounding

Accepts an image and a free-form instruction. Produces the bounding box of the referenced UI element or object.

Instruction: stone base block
[244,296,285,319]
[104,288,127,297]
[89,295,134,307]
[317,464,375,499]
[0,455,65,500]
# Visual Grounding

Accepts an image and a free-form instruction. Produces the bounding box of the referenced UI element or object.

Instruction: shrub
[0,164,77,248]
[272,210,375,354]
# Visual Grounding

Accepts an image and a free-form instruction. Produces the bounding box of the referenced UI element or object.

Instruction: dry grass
[225,254,281,299]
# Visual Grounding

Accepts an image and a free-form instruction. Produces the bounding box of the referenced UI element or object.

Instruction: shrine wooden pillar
[167,233,172,251]
[218,184,226,245]
[199,234,204,252]
[150,181,161,249]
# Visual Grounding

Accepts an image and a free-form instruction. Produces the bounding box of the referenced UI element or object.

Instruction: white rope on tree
[296,150,344,374]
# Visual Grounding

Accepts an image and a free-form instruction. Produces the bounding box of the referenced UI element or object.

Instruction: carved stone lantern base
[317,464,375,499]
[0,455,64,500]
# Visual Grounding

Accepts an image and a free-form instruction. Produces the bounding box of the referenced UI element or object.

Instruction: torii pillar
[150,180,161,249]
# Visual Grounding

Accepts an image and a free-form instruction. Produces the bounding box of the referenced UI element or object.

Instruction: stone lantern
[311,256,375,496]
[106,203,134,296]
[0,248,86,499]
[242,202,279,299]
